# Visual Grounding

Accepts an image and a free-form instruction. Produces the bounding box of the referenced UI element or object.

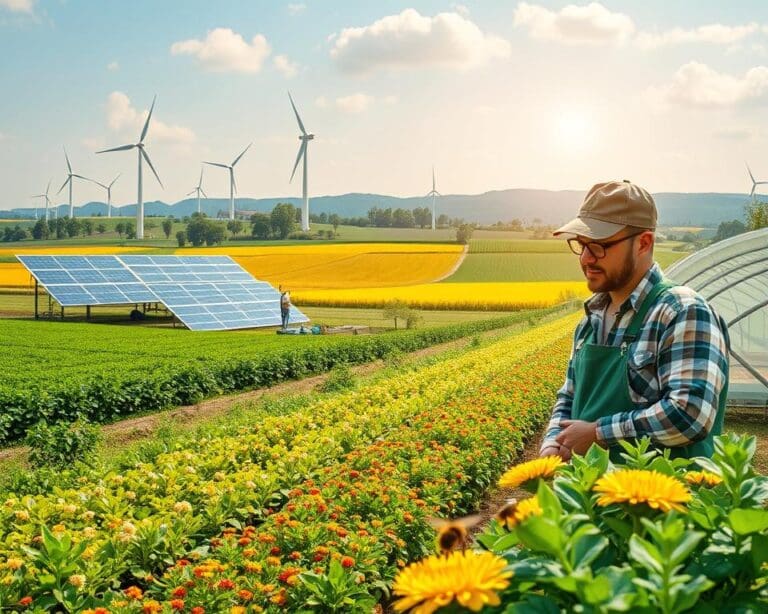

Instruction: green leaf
[628,535,663,574]
[515,516,563,557]
[669,530,705,566]
[729,508,768,535]
[569,525,608,570]
[503,595,561,613]
[536,481,562,519]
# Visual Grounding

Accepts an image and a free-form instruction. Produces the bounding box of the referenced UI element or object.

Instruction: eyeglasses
[567,231,645,259]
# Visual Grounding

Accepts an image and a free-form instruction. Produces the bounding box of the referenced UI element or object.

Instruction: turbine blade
[140,95,156,143]
[141,148,163,187]
[747,163,756,184]
[198,167,204,188]
[97,144,135,153]
[45,179,51,195]
[288,91,307,135]
[72,174,92,181]
[432,166,436,191]
[751,184,756,197]
[232,142,252,167]
[56,176,71,195]
[231,169,238,195]
[203,161,230,169]
[187,189,197,196]
[64,147,72,172]
[200,188,208,198]
[109,173,121,188]
[290,141,306,183]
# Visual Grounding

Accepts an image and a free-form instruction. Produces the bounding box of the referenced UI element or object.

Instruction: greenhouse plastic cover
[665,227,768,403]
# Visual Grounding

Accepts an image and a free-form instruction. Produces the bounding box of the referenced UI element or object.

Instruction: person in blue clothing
[539,180,729,462]
[279,285,291,330]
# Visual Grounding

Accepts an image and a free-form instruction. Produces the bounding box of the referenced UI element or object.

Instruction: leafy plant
[25,419,100,469]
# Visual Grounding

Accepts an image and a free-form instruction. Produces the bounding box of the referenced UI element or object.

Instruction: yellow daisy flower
[593,469,691,513]
[393,550,512,614]
[498,456,564,490]
[684,470,723,487]
[495,496,543,530]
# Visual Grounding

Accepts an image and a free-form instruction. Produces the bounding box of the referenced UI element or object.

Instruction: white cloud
[170,28,271,74]
[335,93,375,113]
[513,2,635,45]
[451,3,470,17]
[107,61,119,72]
[315,96,329,109]
[382,95,398,104]
[105,92,196,144]
[636,23,759,49]
[330,9,510,73]
[273,54,299,78]
[0,0,34,13]
[647,61,768,108]
[287,3,306,16]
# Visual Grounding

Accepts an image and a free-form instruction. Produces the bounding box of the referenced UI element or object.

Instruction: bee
[494,498,519,529]
[428,514,482,555]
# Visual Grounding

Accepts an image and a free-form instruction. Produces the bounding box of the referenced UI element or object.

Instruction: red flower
[19,597,33,607]
[171,587,187,599]
[217,579,235,590]
[341,556,355,568]
[170,599,185,611]
[270,546,281,556]
[289,551,301,561]
[191,608,205,614]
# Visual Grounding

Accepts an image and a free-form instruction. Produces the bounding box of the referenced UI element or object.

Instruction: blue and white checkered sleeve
[596,300,728,447]
[540,321,583,451]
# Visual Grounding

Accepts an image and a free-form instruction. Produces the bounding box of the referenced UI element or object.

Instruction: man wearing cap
[540,180,729,461]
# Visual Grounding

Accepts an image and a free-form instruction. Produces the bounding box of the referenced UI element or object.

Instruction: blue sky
[3,1,768,212]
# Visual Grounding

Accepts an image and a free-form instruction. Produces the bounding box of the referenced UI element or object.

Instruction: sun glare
[552,110,595,153]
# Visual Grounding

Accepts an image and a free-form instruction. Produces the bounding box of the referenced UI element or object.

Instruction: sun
[552,110,595,153]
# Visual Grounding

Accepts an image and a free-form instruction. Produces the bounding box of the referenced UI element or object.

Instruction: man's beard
[583,252,636,294]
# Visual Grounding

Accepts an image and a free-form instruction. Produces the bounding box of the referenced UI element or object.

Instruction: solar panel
[17,254,309,331]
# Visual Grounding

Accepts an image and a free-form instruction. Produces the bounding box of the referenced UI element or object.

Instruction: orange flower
[171,587,187,599]
[218,579,235,590]
[142,601,162,614]
[170,599,185,611]
[124,586,143,600]
[341,556,355,569]
[19,596,33,607]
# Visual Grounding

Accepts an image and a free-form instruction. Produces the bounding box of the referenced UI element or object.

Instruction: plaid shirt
[542,263,729,450]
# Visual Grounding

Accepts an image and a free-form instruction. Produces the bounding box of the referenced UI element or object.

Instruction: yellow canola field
[294,281,590,311]
[179,243,464,289]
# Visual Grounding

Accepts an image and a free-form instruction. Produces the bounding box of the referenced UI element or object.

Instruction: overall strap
[624,278,676,341]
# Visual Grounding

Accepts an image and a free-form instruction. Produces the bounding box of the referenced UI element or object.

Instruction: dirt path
[433,244,469,282]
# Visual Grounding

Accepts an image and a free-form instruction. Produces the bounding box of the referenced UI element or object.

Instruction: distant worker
[539,180,729,461]
[279,285,291,330]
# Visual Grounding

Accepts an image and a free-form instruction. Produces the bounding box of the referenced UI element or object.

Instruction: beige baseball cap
[553,180,657,239]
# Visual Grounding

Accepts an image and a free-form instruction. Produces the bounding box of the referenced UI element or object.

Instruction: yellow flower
[393,550,512,614]
[68,574,86,589]
[495,496,543,530]
[593,469,691,513]
[4,558,23,571]
[498,457,564,490]
[684,471,723,487]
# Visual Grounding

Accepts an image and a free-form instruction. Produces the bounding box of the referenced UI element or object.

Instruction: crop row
[0,315,577,611]
[0,309,560,443]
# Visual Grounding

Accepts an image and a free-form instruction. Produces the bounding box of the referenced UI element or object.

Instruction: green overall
[571,279,728,461]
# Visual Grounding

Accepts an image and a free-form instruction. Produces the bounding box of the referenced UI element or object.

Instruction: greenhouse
[666,227,768,406]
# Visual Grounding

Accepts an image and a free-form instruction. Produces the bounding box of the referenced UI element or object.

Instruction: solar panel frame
[18,254,310,331]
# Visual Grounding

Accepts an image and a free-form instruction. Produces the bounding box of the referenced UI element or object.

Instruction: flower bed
[0,315,577,611]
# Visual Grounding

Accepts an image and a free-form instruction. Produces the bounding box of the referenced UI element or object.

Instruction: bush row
[0,307,564,443]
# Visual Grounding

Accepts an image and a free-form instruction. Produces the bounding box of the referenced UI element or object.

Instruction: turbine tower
[91,174,121,218]
[426,166,441,230]
[187,168,208,214]
[32,180,53,221]
[57,148,92,218]
[746,163,768,203]
[97,96,162,239]
[288,92,314,232]
[204,143,251,220]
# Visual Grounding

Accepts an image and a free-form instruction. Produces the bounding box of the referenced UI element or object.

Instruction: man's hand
[539,444,572,462]
[555,420,600,456]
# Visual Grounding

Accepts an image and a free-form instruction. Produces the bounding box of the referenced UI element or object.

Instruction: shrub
[25,419,101,469]
[317,363,356,393]
[176,230,186,247]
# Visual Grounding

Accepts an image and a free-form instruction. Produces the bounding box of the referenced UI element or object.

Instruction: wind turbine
[288,92,314,232]
[746,163,768,203]
[187,168,208,214]
[90,174,121,218]
[32,180,53,221]
[57,148,93,218]
[204,143,251,220]
[97,95,162,239]
[426,166,441,230]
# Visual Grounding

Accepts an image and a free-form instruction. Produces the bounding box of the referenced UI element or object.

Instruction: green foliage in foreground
[477,435,768,613]
[0,308,560,444]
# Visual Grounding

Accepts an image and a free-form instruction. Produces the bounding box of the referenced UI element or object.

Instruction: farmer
[539,180,729,461]
[279,285,291,330]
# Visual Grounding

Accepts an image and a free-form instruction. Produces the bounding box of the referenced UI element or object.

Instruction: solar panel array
[17,255,309,331]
